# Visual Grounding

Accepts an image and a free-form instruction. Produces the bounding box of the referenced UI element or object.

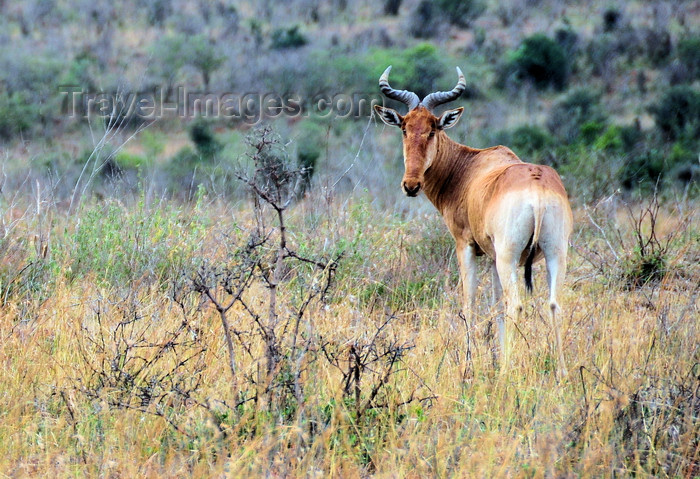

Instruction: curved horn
[421,67,466,111]
[378,65,420,111]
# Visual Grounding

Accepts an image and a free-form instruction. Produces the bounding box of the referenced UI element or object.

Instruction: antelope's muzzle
[402,179,422,197]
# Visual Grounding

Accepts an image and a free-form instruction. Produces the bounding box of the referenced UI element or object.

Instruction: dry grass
[0,189,697,478]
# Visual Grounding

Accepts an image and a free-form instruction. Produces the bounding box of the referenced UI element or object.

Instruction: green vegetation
[499,34,569,90]
[648,85,700,141]
[271,25,308,49]
[436,0,486,28]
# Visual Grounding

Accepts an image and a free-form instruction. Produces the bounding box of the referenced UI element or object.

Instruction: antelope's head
[374,66,465,197]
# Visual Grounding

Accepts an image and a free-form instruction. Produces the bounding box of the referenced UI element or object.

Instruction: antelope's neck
[422,133,477,214]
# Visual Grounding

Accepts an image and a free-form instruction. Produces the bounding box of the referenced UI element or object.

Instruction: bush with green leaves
[436,0,486,28]
[0,92,36,140]
[648,85,700,141]
[113,151,150,172]
[641,27,672,66]
[602,8,621,32]
[363,43,448,99]
[493,125,553,158]
[186,34,224,89]
[547,89,607,142]
[292,42,452,112]
[618,148,668,191]
[271,25,308,49]
[676,35,700,81]
[189,118,223,160]
[499,34,569,90]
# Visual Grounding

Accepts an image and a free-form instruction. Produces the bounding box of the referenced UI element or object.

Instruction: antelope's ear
[438,107,464,130]
[374,105,403,127]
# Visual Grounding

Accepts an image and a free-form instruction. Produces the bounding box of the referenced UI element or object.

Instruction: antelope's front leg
[456,241,478,328]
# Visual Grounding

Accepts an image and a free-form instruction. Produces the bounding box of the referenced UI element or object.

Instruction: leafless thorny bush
[74,293,208,437]
[71,127,434,448]
[572,189,693,290]
[567,358,699,476]
[321,314,433,421]
[189,128,435,428]
[565,189,699,476]
[189,127,341,416]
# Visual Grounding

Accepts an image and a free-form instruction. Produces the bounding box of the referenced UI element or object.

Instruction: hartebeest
[374,66,573,376]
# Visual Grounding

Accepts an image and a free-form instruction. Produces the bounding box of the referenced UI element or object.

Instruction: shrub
[62,51,99,91]
[620,195,676,289]
[547,89,607,142]
[436,0,486,28]
[0,92,35,140]
[641,27,672,66]
[271,25,308,49]
[579,121,606,145]
[189,118,223,160]
[602,8,622,32]
[144,0,173,25]
[296,121,325,193]
[399,43,448,98]
[164,146,201,190]
[593,125,624,152]
[555,26,579,59]
[329,42,449,100]
[494,125,553,157]
[676,35,700,81]
[499,34,569,90]
[383,0,402,16]
[648,85,700,141]
[619,123,644,151]
[585,33,620,78]
[408,0,440,39]
[618,148,666,190]
[113,151,150,171]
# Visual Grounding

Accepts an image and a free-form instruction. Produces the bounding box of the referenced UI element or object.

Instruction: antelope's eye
[402,128,407,136]
[428,130,435,138]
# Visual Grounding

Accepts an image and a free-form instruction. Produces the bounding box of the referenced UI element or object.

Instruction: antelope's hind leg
[544,246,569,379]
[494,251,522,372]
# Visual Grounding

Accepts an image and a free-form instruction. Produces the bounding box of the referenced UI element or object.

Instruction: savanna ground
[0,131,697,476]
[1,0,699,476]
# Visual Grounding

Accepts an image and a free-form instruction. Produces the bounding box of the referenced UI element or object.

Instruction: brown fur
[376,104,573,378]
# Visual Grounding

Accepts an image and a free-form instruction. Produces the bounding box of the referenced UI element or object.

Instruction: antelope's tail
[524,200,544,294]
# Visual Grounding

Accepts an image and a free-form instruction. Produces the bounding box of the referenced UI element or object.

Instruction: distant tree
[150,34,187,100]
[150,34,223,94]
[185,35,224,90]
